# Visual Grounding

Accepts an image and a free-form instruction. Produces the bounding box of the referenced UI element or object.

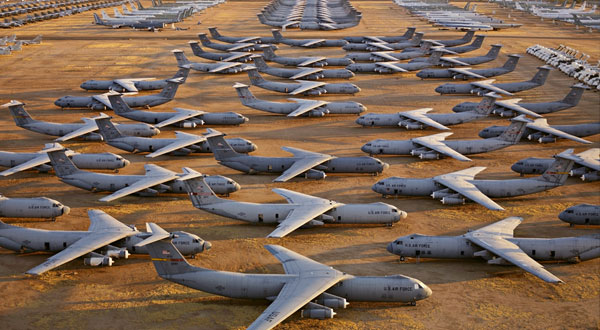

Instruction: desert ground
[0,0,599,329]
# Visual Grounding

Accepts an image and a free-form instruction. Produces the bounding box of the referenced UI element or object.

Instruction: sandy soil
[0,1,599,329]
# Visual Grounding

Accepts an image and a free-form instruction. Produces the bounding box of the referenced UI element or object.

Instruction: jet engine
[83,133,104,141]
[409,148,429,156]
[538,136,556,143]
[105,246,130,259]
[582,172,599,181]
[305,169,327,180]
[441,194,465,205]
[431,188,453,199]
[569,167,587,177]
[527,132,543,141]
[495,110,514,117]
[301,302,336,319]
[315,293,348,309]
[179,121,198,128]
[308,110,326,117]
[301,220,325,228]
[84,252,113,267]
[419,152,440,160]
[400,121,424,130]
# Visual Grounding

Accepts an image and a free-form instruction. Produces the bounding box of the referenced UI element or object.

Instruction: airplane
[54,77,183,110]
[21,35,42,45]
[4,101,159,141]
[146,241,431,330]
[207,26,276,44]
[0,194,69,221]
[479,119,598,144]
[343,27,417,43]
[346,50,461,73]
[261,45,353,67]
[233,83,365,117]
[79,66,189,92]
[205,129,389,182]
[197,33,268,52]
[410,44,502,67]
[361,115,530,161]
[246,67,360,96]
[426,30,478,47]
[355,92,499,130]
[342,32,425,52]
[0,210,209,275]
[511,148,599,181]
[94,118,256,158]
[92,13,165,30]
[452,84,586,116]
[172,50,246,74]
[345,41,442,62]
[0,143,129,177]
[371,149,578,211]
[46,149,240,201]
[271,29,348,47]
[387,217,600,283]
[435,66,552,95]
[403,34,484,55]
[188,41,253,62]
[417,54,521,79]
[559,204,600,226]
[250,55,354,80]
[184,176,406,238]
[108,92,248,128]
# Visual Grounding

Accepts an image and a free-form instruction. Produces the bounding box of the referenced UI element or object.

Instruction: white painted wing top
[54,120,98,142]
[470,216,522,238]
[289,67,324,80]
[439,56,471,66]
[227,42,254,51]
[286,98,328,117]
[272,188,335,205]
[92,94,116,109]
[375,61,408,72]
[367,42,393,51]
[209,61,242,73]
[113,79,153,92]
[266,203,337,238]
[412,132,472,161]
[470,79,514,96]
[289,81,326,95]
[371,51,400,61]
[574,148,600,171]
[26,210,136,275]
[494,98,543,118]
[527,119,592,144]
[222,51,252,62]
[154,108,205,128]
[236,36,260,43]
[447,67,487,79]
[0,154,51,176]
[300,39,326,47]
[145,132,205,158]
[273,147,333,182]
[99,165,178,202]
[399,108,450,130]
[297,57,327,67]
[434,167,505,211]
[364,36,386,43]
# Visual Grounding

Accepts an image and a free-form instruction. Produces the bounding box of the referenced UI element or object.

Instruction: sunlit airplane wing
[364,36,386,43]
[0,144,74,176]
[99,164,178,202]
[375,62,409,72]
[470,79,513,96]
[289,68,324,80]
[447,67,487,79]
[154,108,205,128]
[371,51,400,61]
[286,98,328,117]
[236,36,260,43]
[527,119,592,144]
[289,81,327,95]
[223,52,252,62]
[25,210,137,275]
[573,148,600,171]
[54,113,110,142]
[494,98,543,118]
[399,108,450,130]
[209,61,242,73]
[412,132,472,161]
[227,42,254,51]
[366,42,394,51]
[113,78,152,92]
[273,147,334,182]
[439,56,471,66]
[145,131,206,158]
[297,57,327,67]
[301,39,326,47]
[434,167,505,211]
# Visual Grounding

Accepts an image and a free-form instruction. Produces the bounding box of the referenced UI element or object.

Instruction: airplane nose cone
[382,162,390,170]
[360,144,370,153]
[61,206,71,216]
[348,71,356,78]
[355,117,364,125]
[434,86,443,94]
[203,241,212,251]
[400,210,408,219]
[122,159,131,167]
[250,143,258,152]
[423,285,433,298]
[353,86,361,93]
[243,116,250,123]
[54,99,63,106]
[386,242,394,254]
[371,182,381,193]
[233,182,241,192]
[153,127,161,135]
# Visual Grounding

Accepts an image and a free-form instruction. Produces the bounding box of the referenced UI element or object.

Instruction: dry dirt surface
[0,1,599,329]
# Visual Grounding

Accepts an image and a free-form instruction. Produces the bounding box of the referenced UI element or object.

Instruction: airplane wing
[527,119,592,144]
[289,81,327,95]
[297,57,327,67]
[375,62,408,72]
[399,108,450,130]
[364,36,386,43]
[92,94,116,109]
[246,245,349,330]
[25,210,136,275]
[0,143,74,176]
[448,67,487,79]
[573,148,600,171]
[209,61,242,73]
[286,98,328,117]
[54,117,103,142]
[439,57,471,66]
[289,68,324,80]
[366,42,393,51]
[434,167,505,211]
[223,52,252,62]
[301,39,326,47]
[227,42,254,51]
[236,36,260,43]
[470,80,513,96]
[113,78,152,92]
[145,131,206,158]
[412,132,472,161]
[99,164,178,202]
[371,51,400,61]
[494,99,543,118]
[154,108,205,128]
[273,147,334,182]
[465,217,563,283]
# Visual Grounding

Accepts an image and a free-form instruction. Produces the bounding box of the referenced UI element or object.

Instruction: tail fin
[184,176,225,208]
[157,78,182,100]
[257,13,266,23]
[474,93,499,115]
[107,93,134,115]
[233,82,256,105]
[30,35,42,44]
[403,27,416,39]
[464,1,471,10]
[146,240,199,277]
[462,30,475,42]
[412,32,424,44]
[261,45,277,60]
[496,115,530,142]
[188,41,204,56]
[101,10,110,19]
[172,49,191,66]
[420,40,432,51]
[427,50,443,64]
[251,55,269,70]
[95,117,124,140]
[569,0,576,9]
[206,131,241,161]
[93,13,103,24]
[539,149,575,184]
[470,35,485,48]
[208,27,221,38]
[529,66,552,85]
[113,8,120,16]
[47,150,83,177]
[171,66,190,84]
[136,0,144,9]
[502,54,521,71]
[271,29,283,41]
[486,44,502,58]
[246,67,266,85]
[4,100,36,127]
[561,84,586,106]
[197,33,211,45]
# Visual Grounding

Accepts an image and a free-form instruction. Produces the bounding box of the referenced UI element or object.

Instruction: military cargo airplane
[559,204,600,226]
[0,194,69,221]
[188,41,253,62]
[417,54,521,79]
[251,55,354,80]
[246,67,360,95]
[261,46,353,67]
[79,66,189,92]
[511,148,599,181]
[479,119,597,144]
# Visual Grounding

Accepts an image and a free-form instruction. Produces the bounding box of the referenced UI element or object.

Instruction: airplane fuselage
[244,100,364,116]
[80,79,169,92]
[355,111,485,128]
[559,204,600,226]
[435,81,540,95]
[256,81,360,95]
[54,95,171,110]
[0,197,68,219]
[479,123,600,141]
[116,108,247,126]
[361,138,512,157]
[452,101,573,115]
[0,151,128,171]
[106,137,255,155]
[19,121,157,140]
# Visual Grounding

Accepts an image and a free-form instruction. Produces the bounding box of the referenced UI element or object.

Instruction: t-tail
[271,29,283,42]
[539,149,576,184]
[95,117,124,141]
[496,115,529,142]
[107,93,134,115]
[197,33,212,46]
[188,41,205,56]
[562,84,586,106]
[184,176,225,208]
[261,45,277,60]
[485,44,502,58]
[135,0,144,10]
[207,27,221,39]
[101,10,110,20]
[529,66,552,86]
[171,66,190,84]
[403,27,416,39]
[411,32,424,44]
[146,240,201,277]
[461,30,476,43]
[251,55,269,70]
[470,34,484,48]
[157,78,182,100]
[474,93,499,115]
[93,13,104,25]
[246,67,266,85]
[233,82,257,105]
[427,50,443,64]
[4,100,37,127]
[172,49,191,67]
[502,54,521,71]
[47,150,84,177]
[205,130,242,161]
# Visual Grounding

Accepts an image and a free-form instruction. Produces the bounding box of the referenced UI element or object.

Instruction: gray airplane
[511,148,599,181]
[344,41,436,62]
[361,115,529,161]
[205,129,388,182]
[146,242,431,330]
[271,29,348,47]
[0,210,209,275]
[47,149,240,202]
[346,50,453,73]
[234,83,365,117]
[94,118,256,158]
[355,93,497,130]
[54,77,183,110]
[387,217,600,283]
[479,120,598,144]
[172,50,246,74]
[416,54,521,79]
[0,143,128,177]
[343,27,417,43]
[371,149,577,210]
[208,26,277,44]
[402,34,484,55]
[197,33,269,52]
[559,204,600,226]
[188,41,253,62]
[261,46,353,67]
[92,13,165,30]
[0,194,69,221]
[4,101,158,142]
[185,176,406,238]
[246,68,360,96]
[342,32,425,52]
[79,66,189,92]
[451,84,586,116]
[251,55,354,80]
[108,92,248,128]
[435,66,552,96]
[429,30,477,47]
[410,44,502,67]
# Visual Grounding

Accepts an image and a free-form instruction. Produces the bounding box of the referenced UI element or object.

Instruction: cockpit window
[392,209,397,213]
[227,181,233,184]
[395,241,402,245]
[193,239,199,243]
[52,203,59,207]
[377,182,384,185]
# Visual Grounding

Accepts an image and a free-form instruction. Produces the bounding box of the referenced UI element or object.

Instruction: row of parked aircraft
[0,34,41,55]
[258,0,361,30]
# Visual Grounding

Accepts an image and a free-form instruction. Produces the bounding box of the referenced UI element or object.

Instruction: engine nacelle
[488,257,512,265]
[496,110,514,117]
[308,110,326,117]
[180,121,197,128]
[305,169,327,180]
[301,302,335,319]
[582,171,599,181]
[315,293,348,309]
[84,256,113,267]
[569,167,587,176]
[410,148,428,156]
[82,133,104,141]
[527,132,543,141]
[0,237,22,252]
[431,188,452,199]
[138,188,159,197]
[404,123,424,130]
[106,248,129,259]
[317,214,335,222]
[441,195,465,205]
[419,152,440,160]
[538,136,556,143]
[301,220,325,228]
